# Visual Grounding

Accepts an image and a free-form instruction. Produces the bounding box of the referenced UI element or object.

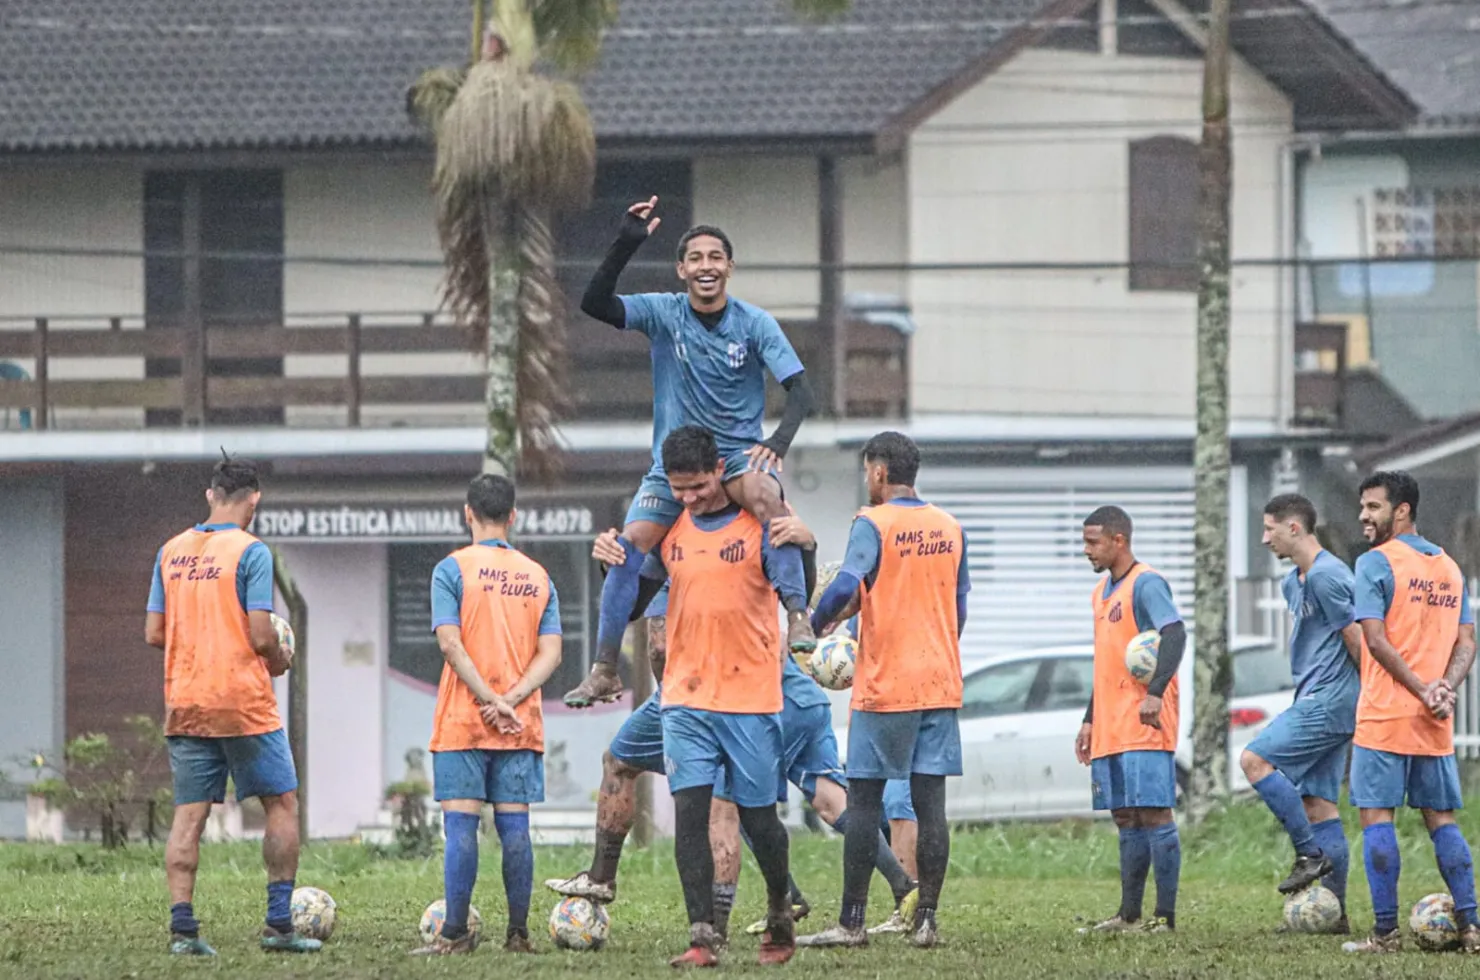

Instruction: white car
[833,636,1296,823]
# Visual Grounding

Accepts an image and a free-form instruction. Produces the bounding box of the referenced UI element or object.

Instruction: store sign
[255,500,610,541]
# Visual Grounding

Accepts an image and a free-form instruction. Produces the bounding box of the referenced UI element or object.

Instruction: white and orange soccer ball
[808,633,857,691]
[270,612,296,662]
[549,896,610,950]
[1124,630,1159,685]
[1411,892,1460,951]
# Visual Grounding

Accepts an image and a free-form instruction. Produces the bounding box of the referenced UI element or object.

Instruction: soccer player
[563,196,817,709]
[411,474,563,955]
[871,780,921,933]
[1243,493,1360,929]
[1075,505,1185,935]
[1341,470,1480,954]
[802,431,971,949]
[144,454,319,956]
[637,424,796,966]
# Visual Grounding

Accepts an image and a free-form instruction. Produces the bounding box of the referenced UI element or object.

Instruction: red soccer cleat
[670,944,719,968]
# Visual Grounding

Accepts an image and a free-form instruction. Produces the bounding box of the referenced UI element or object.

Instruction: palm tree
[409,0,850,479]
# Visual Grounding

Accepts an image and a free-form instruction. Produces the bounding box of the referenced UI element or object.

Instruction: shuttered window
[917,467,1201,661]
[1128,136,1199,292]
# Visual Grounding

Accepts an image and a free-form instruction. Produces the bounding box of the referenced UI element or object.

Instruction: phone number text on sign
[513,507,594,537]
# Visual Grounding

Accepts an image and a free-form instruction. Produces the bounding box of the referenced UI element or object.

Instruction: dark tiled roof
[1310,0,1480,129]
[0,0,1413,154]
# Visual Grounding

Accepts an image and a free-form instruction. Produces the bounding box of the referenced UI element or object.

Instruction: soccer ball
[290,886,337,941]
[270,612,295,661]
[1282,883,1342,934]
[1410,892,1460,951]
[419,899,483,945]
[808,633,857,691]
[1124,630,1159,684]
[549,896,610,951]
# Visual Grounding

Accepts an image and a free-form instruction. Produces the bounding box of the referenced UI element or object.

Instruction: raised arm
[580,198,660,329]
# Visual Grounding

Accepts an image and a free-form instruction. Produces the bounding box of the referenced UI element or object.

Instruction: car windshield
[1233,643,1295,697]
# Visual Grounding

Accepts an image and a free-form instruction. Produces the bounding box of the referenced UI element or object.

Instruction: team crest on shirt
[1108,601,1123,623]
[719,538,746,564]
[726,342,747,369]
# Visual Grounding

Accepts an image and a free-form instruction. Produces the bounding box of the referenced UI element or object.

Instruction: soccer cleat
[545,871,616,904]
[787,612,817,655]
[670,945,720,968]
[169,934,217,956]
[260,925,323,953]
[897,887,920,926]
[504,930,538,954]
[563,663,625,708]
[1077,915,1138,935]
[1277,853,1333,895]
[868,911,908,935]
[910,920,939,948]
[796,924,868,948]
[409,931,478,956]
[746,899,810,935]
[1137,917,1173,934]
[1460,924,1480,954]
[1341,929,1401,954]
[758,918,796,965]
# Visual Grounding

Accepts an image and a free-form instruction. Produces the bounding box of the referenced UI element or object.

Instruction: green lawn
[5,801,1480,978]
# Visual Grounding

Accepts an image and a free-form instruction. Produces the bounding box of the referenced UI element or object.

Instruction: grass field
[6,800,1480,978]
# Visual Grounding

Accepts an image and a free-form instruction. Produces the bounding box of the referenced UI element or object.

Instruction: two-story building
[0,0,1413,836]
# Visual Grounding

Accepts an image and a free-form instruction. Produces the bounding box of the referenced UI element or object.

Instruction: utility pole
[1189,0,1233,823]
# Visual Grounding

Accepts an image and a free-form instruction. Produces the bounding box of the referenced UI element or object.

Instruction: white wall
[274,543,388,839]
[907,47,1293,420]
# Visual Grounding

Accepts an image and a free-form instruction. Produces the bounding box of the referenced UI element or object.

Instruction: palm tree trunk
[513,202,570,482]
[1189,0,1233,823]
[484,259,520,477]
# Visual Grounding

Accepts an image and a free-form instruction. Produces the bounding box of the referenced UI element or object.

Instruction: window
[1040,657,1095,711]
[961,659,1044,719]
[1128,136,1198,292]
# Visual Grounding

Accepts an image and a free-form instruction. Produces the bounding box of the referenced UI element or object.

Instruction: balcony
[0,313,909,431]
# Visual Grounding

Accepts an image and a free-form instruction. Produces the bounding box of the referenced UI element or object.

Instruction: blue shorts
[610,690,666,775]
[1245,697,1353,803]
[433,749,545,804]
[663,706,783,809]
[717,700,844,804]
[168,729,298,805]
[883,779,917,821]
[1091,750,1177,811]
[1349,746,1463,812]
[624,451,761,527]
[846,708,963,781]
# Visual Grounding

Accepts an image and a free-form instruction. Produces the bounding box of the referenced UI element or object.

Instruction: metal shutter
[916,465,1238,661]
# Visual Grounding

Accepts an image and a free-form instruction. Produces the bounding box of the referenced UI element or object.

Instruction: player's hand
[769,510,814,549]
[479,696,523,734]
[591,527,625,567]
[1138,694,1163,729]
[745,442,783,475]
[624,196,661,237]
[1075,723,1092,766]
[1423,679,1455,719]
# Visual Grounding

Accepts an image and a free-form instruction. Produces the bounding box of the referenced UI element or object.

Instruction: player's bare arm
[1432,623,1478,718]
[248,609,289,676]
[145,611,166,649]
[1339,621,1364,664]
[505,634,563,711]
[1359,618,1430,701]
[434,623,506,712]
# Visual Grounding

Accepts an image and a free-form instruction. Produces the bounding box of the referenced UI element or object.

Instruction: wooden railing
[0,314,909,429]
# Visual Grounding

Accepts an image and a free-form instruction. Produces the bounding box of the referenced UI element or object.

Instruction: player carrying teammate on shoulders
[1341,471,1480,954]
[801,431,971,949]
[1075,506,1184,935]
[411,474,563,955]
[1243,494,1360,930]
[145,454,319,956]
[563,196,816,709]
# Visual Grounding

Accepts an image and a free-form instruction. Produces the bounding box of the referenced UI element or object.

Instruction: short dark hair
[210,451,259,499]
[1360,470,1420,520]
[862,431,920,486]
[1263,493,1318,533]
[1083,505,1133,540]
[466,473,516,524]
[677,225,733,262]
[662,425,720,475]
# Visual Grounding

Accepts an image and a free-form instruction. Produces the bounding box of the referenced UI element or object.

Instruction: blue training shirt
[1099,567,1182,632]
[430,539,562,635]
[620,293,804,471]
[1283,550,1360,707]
[1354,533,1475,625]
[147,522,274,615]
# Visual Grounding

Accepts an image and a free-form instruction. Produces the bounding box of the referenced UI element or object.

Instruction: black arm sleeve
[1083,696,1093,724]
[761,371,815,458]
[802,546,817,605]
[580,212,650,328]
[1146,621,1187,698]
[627,575,667,624]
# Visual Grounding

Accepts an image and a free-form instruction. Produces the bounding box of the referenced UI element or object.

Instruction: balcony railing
[0,313,909,430]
